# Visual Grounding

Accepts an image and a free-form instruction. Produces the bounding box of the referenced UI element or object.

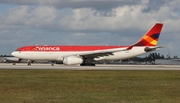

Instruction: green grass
[0,70,180,103]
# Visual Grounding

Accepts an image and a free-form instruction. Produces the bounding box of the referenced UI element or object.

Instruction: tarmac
[0,63,180,70]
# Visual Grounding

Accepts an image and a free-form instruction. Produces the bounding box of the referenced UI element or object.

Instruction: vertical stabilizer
[133,23,163,46]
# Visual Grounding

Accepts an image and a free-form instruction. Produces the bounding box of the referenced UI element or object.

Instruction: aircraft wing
[71,46,133,59]
[71,46,163,59]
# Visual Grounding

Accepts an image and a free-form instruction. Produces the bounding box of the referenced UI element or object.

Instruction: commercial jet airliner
[12,23,164,66]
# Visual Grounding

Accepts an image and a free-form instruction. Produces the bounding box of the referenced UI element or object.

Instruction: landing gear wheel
[27,63,31,66]
[27,60,31,66]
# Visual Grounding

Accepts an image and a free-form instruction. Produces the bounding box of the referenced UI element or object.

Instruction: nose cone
[11,51,18,57]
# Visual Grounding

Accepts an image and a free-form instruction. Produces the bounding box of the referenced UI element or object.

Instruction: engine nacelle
[63,56,83,65]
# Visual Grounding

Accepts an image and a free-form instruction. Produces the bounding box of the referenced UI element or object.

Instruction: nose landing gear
[27,60,31,66]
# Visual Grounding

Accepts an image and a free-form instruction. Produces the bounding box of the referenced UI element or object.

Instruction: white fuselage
[11,46,148,61]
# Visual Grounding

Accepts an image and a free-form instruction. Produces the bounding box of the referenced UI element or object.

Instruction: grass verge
[0,70,180,103]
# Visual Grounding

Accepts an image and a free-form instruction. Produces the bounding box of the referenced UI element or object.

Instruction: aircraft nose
[11,51,17,56]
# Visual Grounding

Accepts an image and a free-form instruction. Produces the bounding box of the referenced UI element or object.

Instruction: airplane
[11,23,164,66]
[1,57,20,63]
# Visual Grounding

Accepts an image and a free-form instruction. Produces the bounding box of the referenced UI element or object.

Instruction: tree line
[124,52,178,62]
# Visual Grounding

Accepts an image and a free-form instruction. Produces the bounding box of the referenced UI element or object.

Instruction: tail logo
[143,33,159,46]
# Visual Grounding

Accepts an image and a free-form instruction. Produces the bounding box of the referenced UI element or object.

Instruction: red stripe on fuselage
[17,45,127,52]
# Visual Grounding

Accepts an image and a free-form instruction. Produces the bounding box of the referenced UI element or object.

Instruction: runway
[0,63,180,70]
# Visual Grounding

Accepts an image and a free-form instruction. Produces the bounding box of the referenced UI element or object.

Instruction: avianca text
[34,47,60,51]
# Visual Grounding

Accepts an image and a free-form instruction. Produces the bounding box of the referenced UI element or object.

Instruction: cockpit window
[15,49,21,51]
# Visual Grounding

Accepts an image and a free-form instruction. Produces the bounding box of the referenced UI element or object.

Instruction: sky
[0,0,180,58]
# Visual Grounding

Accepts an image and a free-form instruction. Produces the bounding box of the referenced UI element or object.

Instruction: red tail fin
[133,23,163,46]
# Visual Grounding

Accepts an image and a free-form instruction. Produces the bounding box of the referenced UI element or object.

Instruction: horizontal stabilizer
[144,46,165,52]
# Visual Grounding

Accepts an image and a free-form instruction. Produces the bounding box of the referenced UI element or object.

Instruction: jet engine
[63,56,83,65]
